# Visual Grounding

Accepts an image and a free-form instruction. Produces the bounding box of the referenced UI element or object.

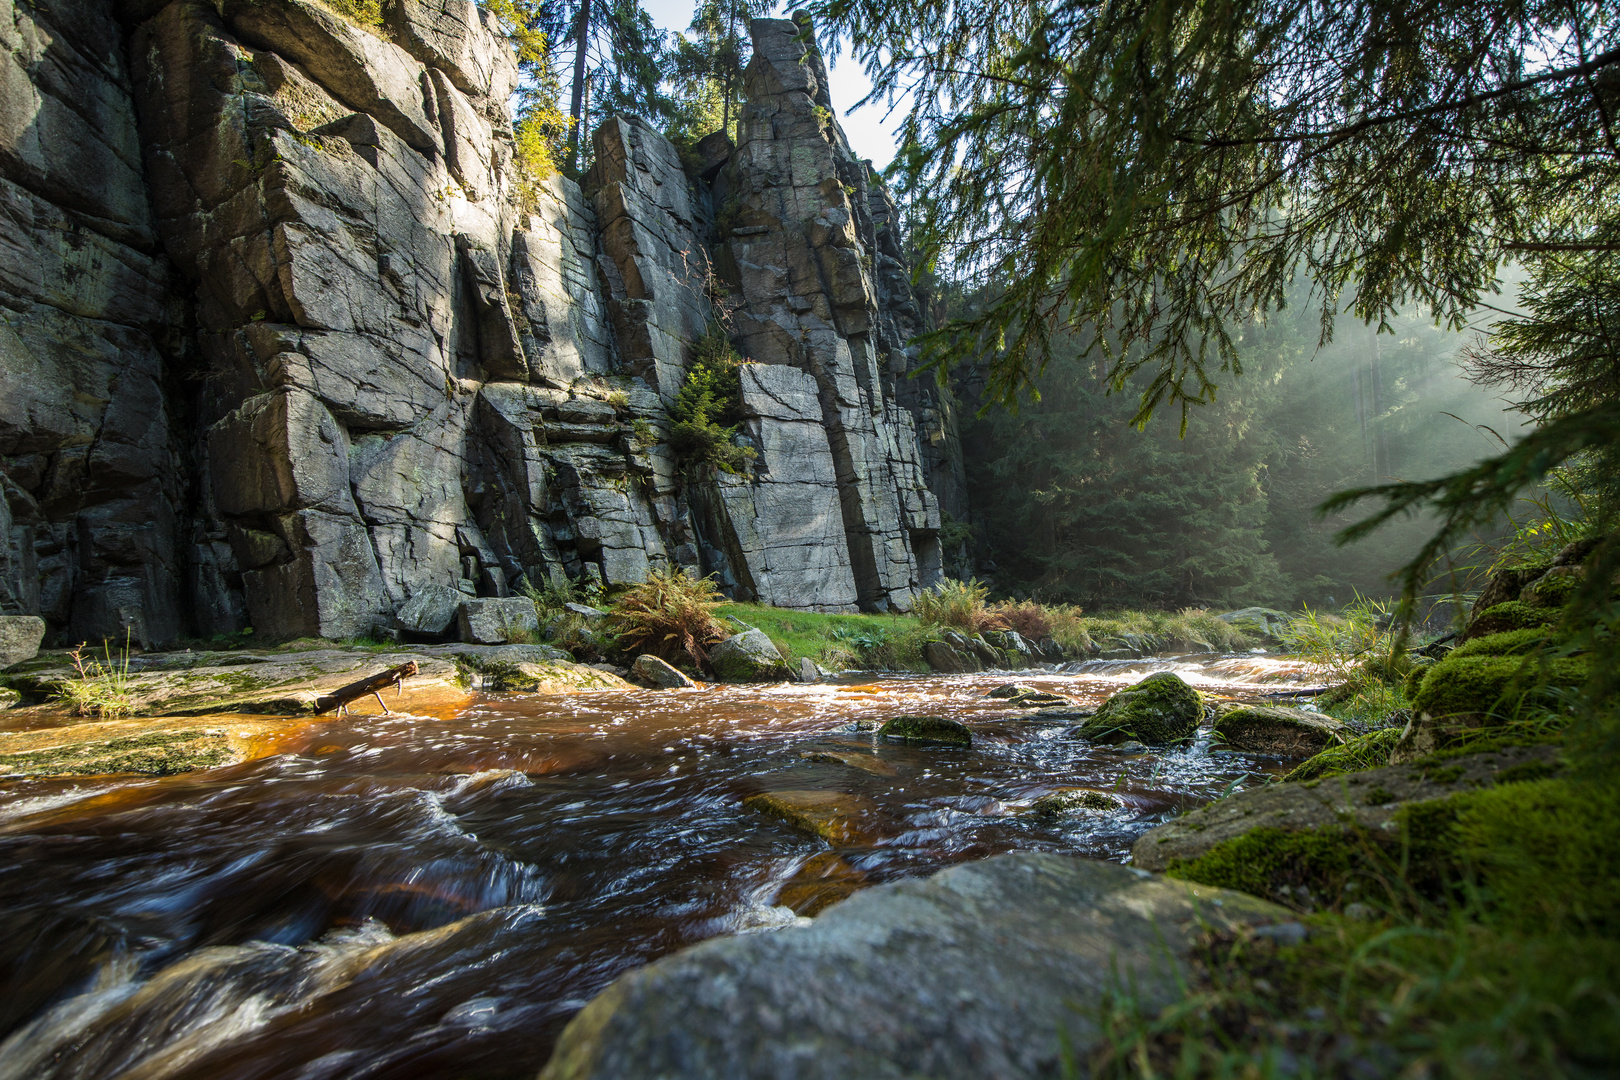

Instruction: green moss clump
[1411,654,1587,719]
[878,714,972,746]
[1026,788,1122,818]
[1447,627,1555,660]
[1282,727,1402,782]
[1077,672,1202,745]
[1166,826,1365,906]
[1464,600,1558,639]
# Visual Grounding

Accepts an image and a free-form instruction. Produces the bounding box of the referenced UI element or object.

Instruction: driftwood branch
[314,661,418,715]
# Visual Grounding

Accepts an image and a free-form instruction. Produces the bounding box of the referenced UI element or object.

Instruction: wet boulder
[1214,704,1344,759]
[878,715,972,746]
[922,638,982,673]
[631,654,695,689]
[709,629,790,682]
[0,615,46,669]
[1216,607,1291,641]
[1075,672,1202,745]
[985,683,1071,707]
[1023,788,1123,819]
[457,597,542,645]
[538,854,1290,1080]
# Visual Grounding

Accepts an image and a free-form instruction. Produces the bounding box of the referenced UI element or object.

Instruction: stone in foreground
[631,654,695,689]
[877,714,972,746]
[743,790,881,844]
[457,597,542,645]
[0,616,46,670]
[539,854,1290,1080]
[708,629,790,682]
[1076,671,1202,745]
[1214,703,1344,758]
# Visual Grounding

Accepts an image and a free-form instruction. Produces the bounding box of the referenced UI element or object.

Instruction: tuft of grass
[313,0,384,29]
[608,569,729,669]
[914,578,1008,634]
[53,637,136,719]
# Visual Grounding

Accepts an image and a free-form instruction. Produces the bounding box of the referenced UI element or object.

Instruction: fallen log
[313,661,419,715]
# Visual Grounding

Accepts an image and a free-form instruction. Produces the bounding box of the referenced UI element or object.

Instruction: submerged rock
[1076,672,1202,745]
[1214,704,1344,758]
[877,715,972,746]
[538,854,1289,1080]
[798,749,898,776]
[630,654,695,689]
[985,683,1071,707]
[1024,788,1123,819]
[709,629,790,682]
[743,790,881,844]
[773,851,869,916]
[0,716,299,778]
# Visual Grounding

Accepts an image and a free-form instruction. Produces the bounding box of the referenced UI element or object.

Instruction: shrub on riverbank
[607,571,730,670]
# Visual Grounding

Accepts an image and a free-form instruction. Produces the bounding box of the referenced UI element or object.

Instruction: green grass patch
[717,603,929,671]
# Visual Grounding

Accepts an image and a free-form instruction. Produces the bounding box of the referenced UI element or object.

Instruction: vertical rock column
[714,17,942,611]
[0,0,191,647]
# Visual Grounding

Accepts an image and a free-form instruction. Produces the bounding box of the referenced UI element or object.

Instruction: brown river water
[0,655,1313,1080]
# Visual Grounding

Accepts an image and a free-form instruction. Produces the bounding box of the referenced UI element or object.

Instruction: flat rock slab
[743,789,884,844]
[0,715,305,778]
[1131,743,1562,872]
[540,853,1290,1080]
[798,748,898,776]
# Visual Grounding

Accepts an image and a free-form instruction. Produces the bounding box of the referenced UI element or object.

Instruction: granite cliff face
[0,1,965,647]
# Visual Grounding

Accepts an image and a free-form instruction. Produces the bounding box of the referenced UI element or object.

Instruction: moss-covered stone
[481,659,633,692]
[1282,727,1402,782]
[1411,654,1588,719]
[1214,704,1344,759]
[1024,788,1123,819]
[1076,672,1202,745]
[877,715,972,746]
[1447,627,1555,660]
[1,730,230,777]
[1462,600,1558,640]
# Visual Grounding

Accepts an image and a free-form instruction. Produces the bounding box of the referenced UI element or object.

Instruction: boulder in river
[0,616,45,670]
[709,629,790,682]
[877,714,973,746]
[1075,672,1202,745]
[630,654,695,688]
[985,683,1071,707]
[1024,787,1124,819]
[538,854,1290,1080]
[922,638,983,673]
[1214,704,1344,758]
[743,789,881,844]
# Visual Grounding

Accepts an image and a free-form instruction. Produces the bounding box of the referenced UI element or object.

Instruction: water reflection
[0,658,1314,1080]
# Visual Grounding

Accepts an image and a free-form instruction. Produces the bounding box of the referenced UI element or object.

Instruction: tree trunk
[566,0,592,171]
[313,661,419,714]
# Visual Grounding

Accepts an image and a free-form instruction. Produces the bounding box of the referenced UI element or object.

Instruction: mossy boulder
[1132,743,1563,909]
[1215,607,1291,641]
[1410,654,1588,720]
[0,716,295,778]
[1282,727,1402,782]
[1024,788,1123,819]
[877,715,972,746]
[1075,672,1202,745]
[1460,600,1557,641]
[985,683,1071,707]
[1447,627,1555,660]
[1213,704,1344,759]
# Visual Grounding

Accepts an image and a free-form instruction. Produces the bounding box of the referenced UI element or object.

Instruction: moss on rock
[1411,654,1588,719]
[1214,704,1343,759]
[1281,727,1402,782]
[1076,672,1202,745]
[1447,627,1555,660]
[1024,788,1123,819]
[877,715,972,746]
[0,730,235,777]
[1463,600,1558,640]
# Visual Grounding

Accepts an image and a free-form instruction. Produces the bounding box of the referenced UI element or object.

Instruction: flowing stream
[0,656,1315,1080]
